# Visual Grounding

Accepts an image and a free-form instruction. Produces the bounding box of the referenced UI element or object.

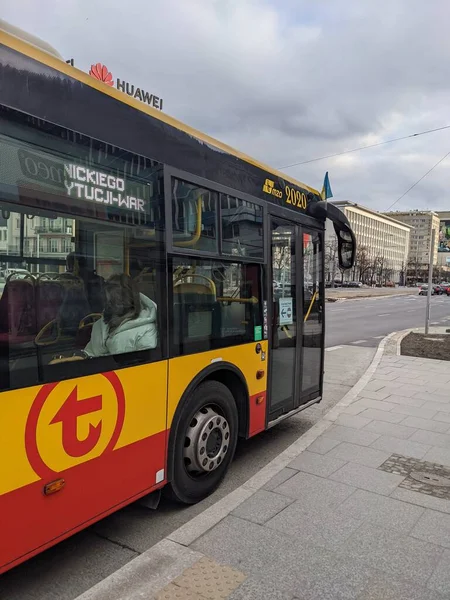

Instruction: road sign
[279,297,293,325]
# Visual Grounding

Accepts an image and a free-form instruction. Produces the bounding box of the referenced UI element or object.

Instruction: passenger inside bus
[83,274,158,357]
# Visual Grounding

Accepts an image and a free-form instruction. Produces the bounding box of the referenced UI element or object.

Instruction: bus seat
[75,313,102,348]
[56,275,91,337]
[174,283,213,295]
[0,278,36,344]
[35,279,64,331]
[134,273,157,304]
[173,282,221,345]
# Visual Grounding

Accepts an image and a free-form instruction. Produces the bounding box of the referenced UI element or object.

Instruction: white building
[383,210,440,269]
[328,202,411,284]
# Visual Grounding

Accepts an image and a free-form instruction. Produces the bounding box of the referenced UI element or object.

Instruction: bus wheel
[168,380,238,504]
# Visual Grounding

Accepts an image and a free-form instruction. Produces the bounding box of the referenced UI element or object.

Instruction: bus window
[221,194,263,259]
[172,179,218,252]
[0,109,166,391]
[171,258,263,356]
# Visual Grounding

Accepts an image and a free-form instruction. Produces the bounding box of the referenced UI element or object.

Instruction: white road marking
[351,340,367,344]
[407,309,416,312]
[373,335,384,339]
[378,313,391,317]
[325,345,343,352]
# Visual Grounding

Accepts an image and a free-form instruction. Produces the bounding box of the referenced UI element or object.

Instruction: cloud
[3,0,450,212]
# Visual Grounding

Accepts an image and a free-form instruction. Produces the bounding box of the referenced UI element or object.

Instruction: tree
[354,245,371,284]
[399,261,406,286]
[272,236,292,283]
[324,238,338,286]
[407,254,425,284]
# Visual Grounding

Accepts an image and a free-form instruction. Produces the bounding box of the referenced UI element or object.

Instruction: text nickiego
[64,164,146,212]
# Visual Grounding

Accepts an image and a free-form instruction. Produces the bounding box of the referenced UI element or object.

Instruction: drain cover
[410,470,450,487]
[379,454,450,500]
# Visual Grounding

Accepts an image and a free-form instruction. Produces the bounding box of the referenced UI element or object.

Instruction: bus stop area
[76,335,450,600]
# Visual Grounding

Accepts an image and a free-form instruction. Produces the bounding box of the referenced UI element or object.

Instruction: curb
[75,335,392,600]
[395,329,413,356]
[326,293,415,302]
[323,331,396,422]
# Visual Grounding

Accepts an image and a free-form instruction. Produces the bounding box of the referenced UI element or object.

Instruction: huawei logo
[89,63,114,86]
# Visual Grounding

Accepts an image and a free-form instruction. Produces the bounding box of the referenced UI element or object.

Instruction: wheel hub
[184,406,230,474]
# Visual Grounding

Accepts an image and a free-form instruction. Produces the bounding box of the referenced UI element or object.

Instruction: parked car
[419,285,435,295]
[439,282,450,295]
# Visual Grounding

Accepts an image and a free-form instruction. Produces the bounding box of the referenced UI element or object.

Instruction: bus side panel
[167,342,268,437]
[0,361,168,574]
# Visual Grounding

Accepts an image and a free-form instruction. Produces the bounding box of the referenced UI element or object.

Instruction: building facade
[383,210,440,283]
[0,212,74,275]
[327,202,410,284]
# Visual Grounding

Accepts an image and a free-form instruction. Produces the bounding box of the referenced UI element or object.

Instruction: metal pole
[331,242,337,287]
[425,228,436,334]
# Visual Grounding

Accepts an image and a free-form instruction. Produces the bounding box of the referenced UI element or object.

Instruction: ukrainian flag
[321,172,333,200]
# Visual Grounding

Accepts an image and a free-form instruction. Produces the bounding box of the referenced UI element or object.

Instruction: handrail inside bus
[174,273,216,296]
[173,197,203,248]
[217,296,259,304]
[304,290,318,322]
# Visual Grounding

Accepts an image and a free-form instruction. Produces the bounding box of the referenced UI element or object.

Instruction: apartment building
[0,213,74,274]
[384,210,440,267]
[328,201,410,284]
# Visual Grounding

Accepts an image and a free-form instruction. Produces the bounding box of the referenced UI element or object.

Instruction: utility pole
[425,228,436,334]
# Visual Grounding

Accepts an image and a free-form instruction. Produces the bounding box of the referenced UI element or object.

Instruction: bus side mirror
[335,226,356,269]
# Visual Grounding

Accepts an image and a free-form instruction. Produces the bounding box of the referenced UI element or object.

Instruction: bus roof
[0,20,64,60]
[0,27,320,197]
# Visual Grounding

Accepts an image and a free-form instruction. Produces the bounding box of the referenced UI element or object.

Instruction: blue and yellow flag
[321,172,333,200]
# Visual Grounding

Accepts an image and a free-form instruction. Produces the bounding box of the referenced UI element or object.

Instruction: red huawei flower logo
[89,63,114,86]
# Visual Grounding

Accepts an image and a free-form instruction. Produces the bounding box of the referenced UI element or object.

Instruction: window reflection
[221,195,263,258]
[172,179,218,252]
[0,109,165,391]
[171,258,262,356]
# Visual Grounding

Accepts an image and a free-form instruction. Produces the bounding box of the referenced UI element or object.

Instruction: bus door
[300,228,324,401]
[268,217,324,421]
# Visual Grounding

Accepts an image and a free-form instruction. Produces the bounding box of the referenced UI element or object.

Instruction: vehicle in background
[419,285,436,296]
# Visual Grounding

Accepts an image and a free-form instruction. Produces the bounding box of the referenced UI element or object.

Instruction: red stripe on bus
[248,391,267,437]
[0,430,167,575]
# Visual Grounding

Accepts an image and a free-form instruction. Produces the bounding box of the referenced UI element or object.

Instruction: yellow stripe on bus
[0,30,319,197]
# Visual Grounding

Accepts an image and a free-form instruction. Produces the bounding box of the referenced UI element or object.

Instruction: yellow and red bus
[0,23,355,574]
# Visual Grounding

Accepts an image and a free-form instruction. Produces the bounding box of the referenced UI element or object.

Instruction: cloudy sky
[3,0,450,212]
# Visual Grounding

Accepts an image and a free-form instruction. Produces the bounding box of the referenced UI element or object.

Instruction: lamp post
[425,228,436,335]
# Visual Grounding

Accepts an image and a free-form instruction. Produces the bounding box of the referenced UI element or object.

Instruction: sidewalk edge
[168,333,396,548]
[75,334,394,600]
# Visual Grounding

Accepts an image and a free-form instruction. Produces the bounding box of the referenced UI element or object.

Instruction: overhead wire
[386,150,450,211]
[278,124,450,170]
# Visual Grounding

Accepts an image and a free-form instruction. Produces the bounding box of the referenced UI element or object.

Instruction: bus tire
[167,380,239,505]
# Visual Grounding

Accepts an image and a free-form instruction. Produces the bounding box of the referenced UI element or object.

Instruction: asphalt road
[1,292,448,600]
[326,292,450,348]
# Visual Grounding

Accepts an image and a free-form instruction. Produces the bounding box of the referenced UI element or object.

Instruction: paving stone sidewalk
[79,352,450,600]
